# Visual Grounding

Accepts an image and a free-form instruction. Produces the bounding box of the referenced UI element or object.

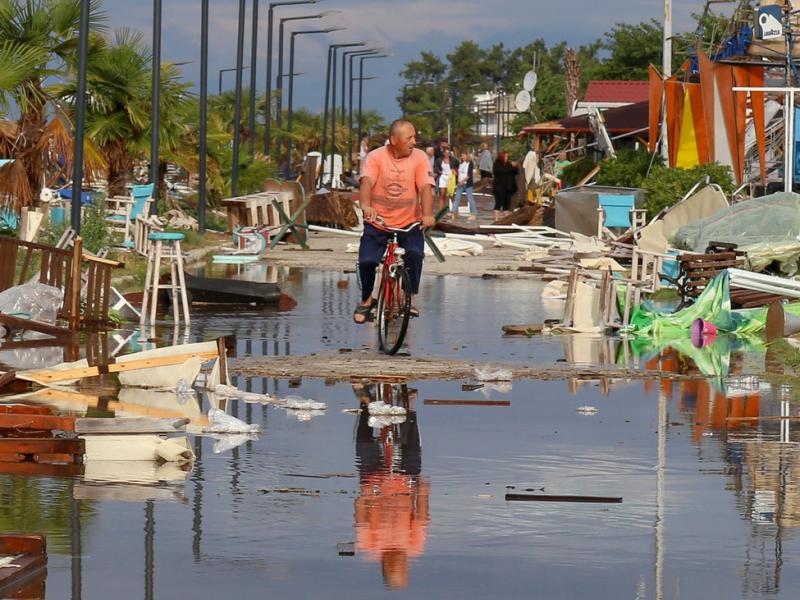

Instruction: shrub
[561,155,596,187]
[641,162,734,217]
[595,148,660,188]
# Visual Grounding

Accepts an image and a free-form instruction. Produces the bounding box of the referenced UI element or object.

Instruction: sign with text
[757,5,783,40]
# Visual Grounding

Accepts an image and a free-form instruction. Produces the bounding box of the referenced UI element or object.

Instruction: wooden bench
[0,534,47,596]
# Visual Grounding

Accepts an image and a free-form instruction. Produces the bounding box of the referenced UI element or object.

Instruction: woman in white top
[434,149,457,212]
[451,150,477,220]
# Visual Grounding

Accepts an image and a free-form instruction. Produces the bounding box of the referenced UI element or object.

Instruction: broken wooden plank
[74,417,189,434]
[16,350,219,385]
[0,312,74,339]
[0,414,75,431]
[0,533,47,595]
[0,461,84,477]
[0,438,84,460]
[505,493,622,503]
[502,324,544,336]
[424,400,511,407]
[726,415,800,421]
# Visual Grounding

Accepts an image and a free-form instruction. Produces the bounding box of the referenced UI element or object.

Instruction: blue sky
[99,0,708,119]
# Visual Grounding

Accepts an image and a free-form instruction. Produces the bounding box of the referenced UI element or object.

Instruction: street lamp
[199,0,209,232]
[348,50,381,169]
[274,11,336,156]
[70,0,91,233]
[286,28,341,175]
[150,0,163,209]
[264,0,321,158]
[231,0,246,198]
[325,42,365,184]
[341,48,378,170]
[218,66,250,94]
[355,54,388,160]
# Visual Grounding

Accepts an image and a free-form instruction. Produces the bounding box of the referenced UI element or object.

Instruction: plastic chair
[597,194,646,240]
[106,183,155,246]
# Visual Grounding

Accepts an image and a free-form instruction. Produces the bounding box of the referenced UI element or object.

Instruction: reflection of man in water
[353,383,430,589]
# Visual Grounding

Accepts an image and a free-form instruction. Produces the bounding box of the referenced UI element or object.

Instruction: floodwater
[3,268,800,598]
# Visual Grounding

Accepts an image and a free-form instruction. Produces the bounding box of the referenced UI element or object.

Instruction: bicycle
[372,219,420,355]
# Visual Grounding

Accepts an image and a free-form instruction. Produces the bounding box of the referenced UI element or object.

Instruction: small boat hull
[184,273,281,305]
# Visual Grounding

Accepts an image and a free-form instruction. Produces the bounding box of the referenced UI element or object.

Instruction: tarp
[672,191,800,253]
[555,185,645,236]
[637,185,729,253]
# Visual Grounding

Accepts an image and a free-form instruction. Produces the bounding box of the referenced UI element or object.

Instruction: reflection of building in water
[353,383,430,590]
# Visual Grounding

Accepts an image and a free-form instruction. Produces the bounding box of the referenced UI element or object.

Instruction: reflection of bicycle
[372,219,419,355]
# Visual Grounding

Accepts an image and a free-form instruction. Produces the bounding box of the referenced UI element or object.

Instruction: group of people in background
[423,141,520,222]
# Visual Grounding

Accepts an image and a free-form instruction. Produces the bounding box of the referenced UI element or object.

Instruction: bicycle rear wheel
[377,266,412,355]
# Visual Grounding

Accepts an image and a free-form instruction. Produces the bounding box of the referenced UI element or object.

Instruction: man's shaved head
[388,119,417,158]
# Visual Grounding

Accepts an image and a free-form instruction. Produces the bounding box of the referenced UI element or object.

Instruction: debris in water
[576,406,599,416]
[284,397,327,411]
[474,366,513,382]
[367,401,406,416]
[204,408,260,433]
[505,493,622,503]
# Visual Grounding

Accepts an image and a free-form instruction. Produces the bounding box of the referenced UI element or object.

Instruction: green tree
[0,0,107,206]
[594,19,664,80]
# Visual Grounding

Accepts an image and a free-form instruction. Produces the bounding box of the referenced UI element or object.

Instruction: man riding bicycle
[353,119,435,324]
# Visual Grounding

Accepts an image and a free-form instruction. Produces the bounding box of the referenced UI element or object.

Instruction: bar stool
[140,231,191,326]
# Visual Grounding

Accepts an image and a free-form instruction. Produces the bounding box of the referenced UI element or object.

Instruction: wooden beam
[17,350,219,384]
[505,493,622,503]
[0,313,74,339]
[0,437,84,458]
[0,414,75,431]
[424,400,511,407]
[74,417,189,434]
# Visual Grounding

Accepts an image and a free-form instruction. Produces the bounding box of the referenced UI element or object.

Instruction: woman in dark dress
[491,150,519,221]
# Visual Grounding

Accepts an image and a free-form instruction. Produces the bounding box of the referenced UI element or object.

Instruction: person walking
[477,143,493,192]
[492,150,518,221]
[451,150,477,221]
[353,119,435,324]
[434,147,458,214]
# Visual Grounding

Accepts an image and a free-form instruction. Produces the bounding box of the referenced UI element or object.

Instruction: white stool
[140,232,191,326]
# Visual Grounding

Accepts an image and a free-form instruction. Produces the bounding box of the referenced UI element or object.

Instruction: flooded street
[4,269,800,598]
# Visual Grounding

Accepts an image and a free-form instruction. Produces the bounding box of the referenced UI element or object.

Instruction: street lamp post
[247,0,259,157]
[287,28,339,175]
[218,66,250,94]
[70,0,91,233]
[347,50,380,169]
[264,0,320,158]
[275,12,331,157]
[327,42,365,184]
[231,0,247,198]
[355,54,387,161]
[199,0,209,232]
[349,75,376,169]
[150,0,162,210]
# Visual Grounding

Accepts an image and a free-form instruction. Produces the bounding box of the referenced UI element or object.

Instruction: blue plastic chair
[106,183,155,245]
[597,194,645,239]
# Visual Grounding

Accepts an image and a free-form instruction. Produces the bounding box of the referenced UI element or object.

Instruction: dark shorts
[479,170,492,180]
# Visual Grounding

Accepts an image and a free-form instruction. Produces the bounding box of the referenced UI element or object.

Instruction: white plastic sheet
[204,407,261,433]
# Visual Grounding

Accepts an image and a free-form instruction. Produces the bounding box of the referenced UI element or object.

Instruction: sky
[98,0,708,121]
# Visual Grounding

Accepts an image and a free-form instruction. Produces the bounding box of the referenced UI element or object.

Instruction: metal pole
[265,4,274,156]
[286,33,297,174]
[349,57,356,170]
[320,45,333,181]
[248,0,259,157]
[70,0,91,233]
[231,0,247,198]
[198,0,209,233]
[660,0,672,163]
[357,57,364,153]
[449,87,456,147]
[276,18,286,157]
[150,0,162,210]
[329,47,337,185]
[495,91,501,155]
[343,49,375,171]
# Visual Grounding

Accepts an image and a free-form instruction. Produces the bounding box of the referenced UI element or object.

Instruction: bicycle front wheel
[376,266,412,355]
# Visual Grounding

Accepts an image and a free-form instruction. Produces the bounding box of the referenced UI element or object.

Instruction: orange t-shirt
[360,146,434,228]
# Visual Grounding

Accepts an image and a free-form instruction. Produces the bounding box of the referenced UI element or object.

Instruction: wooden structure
[0,235,122,333]
[0,534,47,597]
[221,179,309,244]
[140,232,191,326]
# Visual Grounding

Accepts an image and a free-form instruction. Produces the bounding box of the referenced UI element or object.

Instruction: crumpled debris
[474,366,513,382]
[368,415,407,428]
[175,379,195,403]
[367,401,407,416]
[203,407,261,433]
[576,406,599,415]
[480,382,512,397]
[284,396,327,411]
[211,383,277,404]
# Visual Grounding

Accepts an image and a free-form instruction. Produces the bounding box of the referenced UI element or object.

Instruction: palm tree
[0,0,108,208]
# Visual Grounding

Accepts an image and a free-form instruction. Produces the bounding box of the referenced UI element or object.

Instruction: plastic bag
[474,366,513,382]
[211,433,257,454]
[367,401,407,416]
[211,383,277,404]
[0,282,63,324]
[368,415,407,428]
[203,407,261,433]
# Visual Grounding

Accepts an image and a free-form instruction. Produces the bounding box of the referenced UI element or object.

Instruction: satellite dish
[523,70,537,92]
[515,90,531,112]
